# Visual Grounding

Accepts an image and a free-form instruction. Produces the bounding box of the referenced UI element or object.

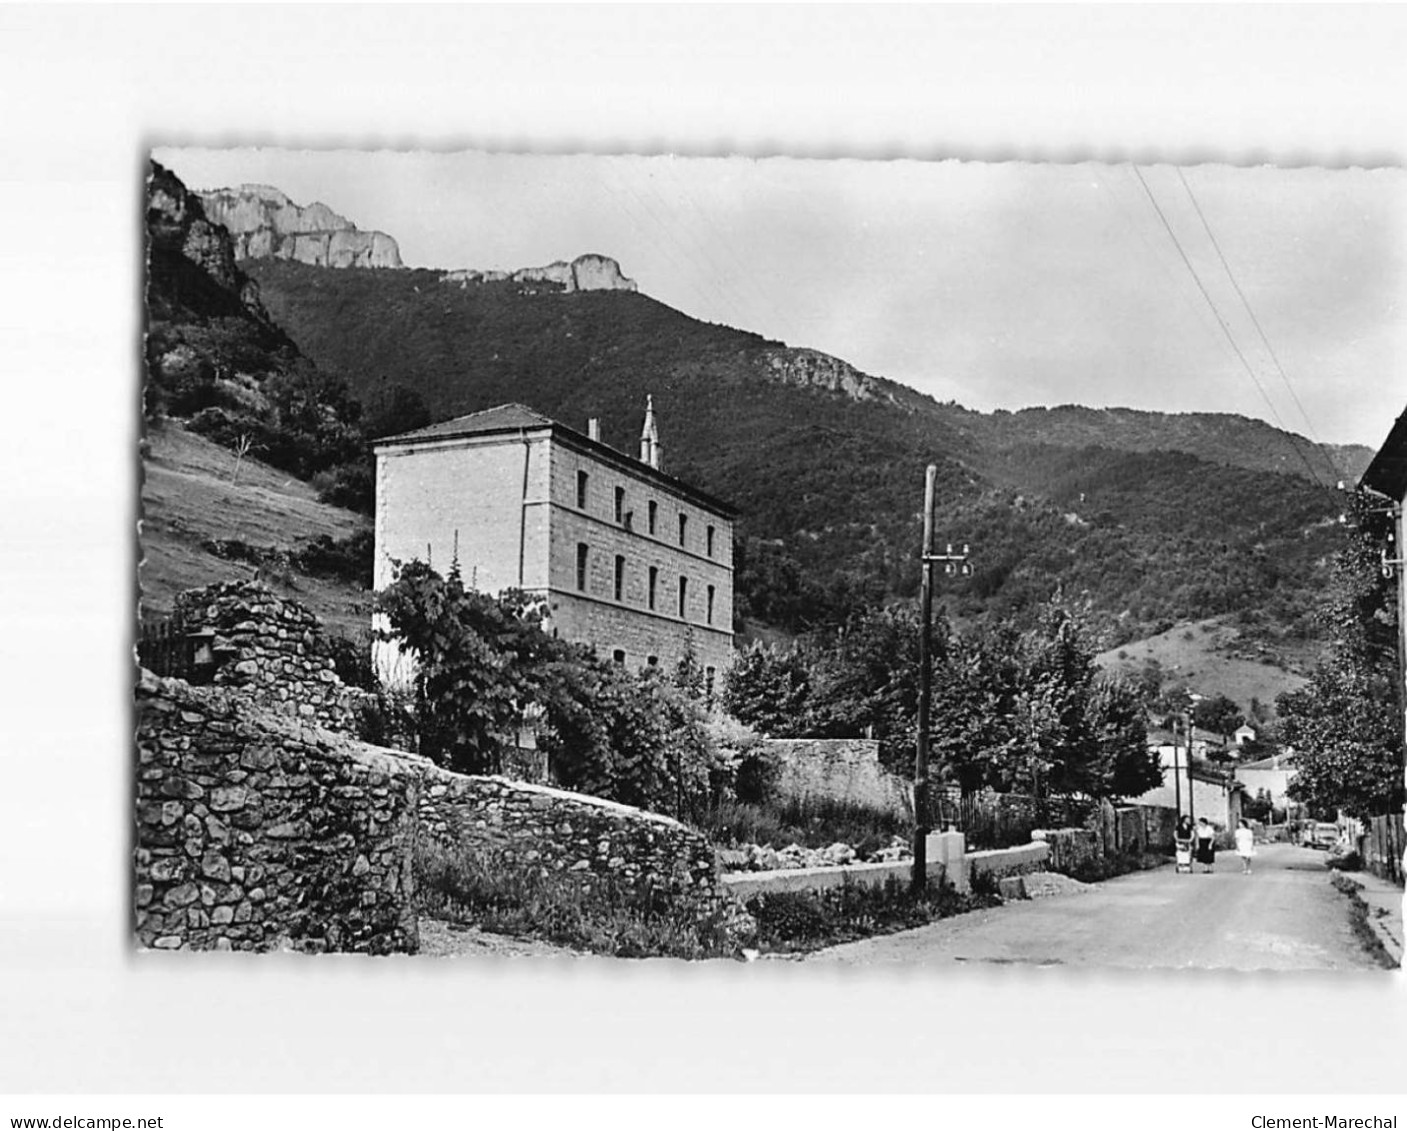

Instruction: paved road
[806,843,1383,971]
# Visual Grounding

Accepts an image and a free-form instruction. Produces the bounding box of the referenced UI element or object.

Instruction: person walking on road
[1175,815,1195,874]
[1194,816,1217,873]
[1234,818,1256,875]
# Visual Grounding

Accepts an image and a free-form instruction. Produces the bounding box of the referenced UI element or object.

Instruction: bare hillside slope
[138,422,372,638]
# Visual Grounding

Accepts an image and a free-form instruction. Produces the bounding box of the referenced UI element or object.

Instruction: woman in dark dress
[1193,816,1217,873]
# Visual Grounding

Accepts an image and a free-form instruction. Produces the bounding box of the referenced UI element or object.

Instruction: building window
[624,510,634,531]
[648,566,658,610]
[614,486,625,524]
[706,584,715,625]
[576,543,589,591]
[678,575,688,618]
[614,555,625,601]
[707,525,715,557]
[576,470,589,510]
[646,655,658,667]
[678,513,688,547]
[648,500,657,535]
[612,649,626,665]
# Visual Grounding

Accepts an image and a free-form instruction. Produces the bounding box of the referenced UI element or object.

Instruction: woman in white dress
[1234,818,1256,875]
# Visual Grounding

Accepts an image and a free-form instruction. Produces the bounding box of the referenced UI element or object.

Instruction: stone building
[372,399,736,694]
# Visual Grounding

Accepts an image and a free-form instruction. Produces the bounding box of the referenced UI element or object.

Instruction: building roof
[1360,407,1407,501]
[378,402,556,444]
[1237,753,1295,772]
[374,402,738,518]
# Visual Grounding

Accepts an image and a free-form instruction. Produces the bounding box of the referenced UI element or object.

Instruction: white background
[0,3,1403,1097]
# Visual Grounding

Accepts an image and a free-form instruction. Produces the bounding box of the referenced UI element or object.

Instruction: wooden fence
[1363,812,1405,885]
[136,615,209,682]
[935,787,1097,850]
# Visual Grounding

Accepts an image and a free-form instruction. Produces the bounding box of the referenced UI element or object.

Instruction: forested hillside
[246,257,1346,649]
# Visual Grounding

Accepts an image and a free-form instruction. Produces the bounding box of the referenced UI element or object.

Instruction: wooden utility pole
[912,465,937,892]
[912,465,971,893]
[1186,709,1197,827]
[1172,718,1182,819]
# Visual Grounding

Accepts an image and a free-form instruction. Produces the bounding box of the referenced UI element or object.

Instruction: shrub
[321,631,377,691]
[351,685,418,751]
[694,794,906,854]
[316,458,376,514]
[746,875,991,953]
[293,531,375,588]
[415,841,747,959]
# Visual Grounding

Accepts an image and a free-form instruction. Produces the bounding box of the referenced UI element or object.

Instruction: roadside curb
[1332,871,1404,970]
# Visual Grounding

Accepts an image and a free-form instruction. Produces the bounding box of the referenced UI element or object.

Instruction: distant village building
[371,399,736,696]
[1235,752,1297,813]
[1234,724,1257,747]
[1135,732,1245,827]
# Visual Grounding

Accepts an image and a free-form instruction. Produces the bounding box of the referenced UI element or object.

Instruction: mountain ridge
[143,162,1349,664]
[244,256,1345,651]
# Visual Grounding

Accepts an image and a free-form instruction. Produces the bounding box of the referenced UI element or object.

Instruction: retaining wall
[135,669,421,954]
[755,737,912,819]
[136,583,748,954]
[416,768,734,920]
[137,667,748,952]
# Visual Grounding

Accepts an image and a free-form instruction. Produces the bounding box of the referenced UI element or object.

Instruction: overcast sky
[156,147,1404,449]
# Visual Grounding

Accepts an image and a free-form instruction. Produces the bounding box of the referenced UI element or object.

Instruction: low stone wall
[137,583,750,953]
[967,841,1051,886]
[720,834,1049,900]
[756,738,912,819]
[1136,804,1180,853]
[173,581,368,735]
[1032,827,1102,876]
[722,859,939,899]
[415,769,729,917]
[135,669,420,954]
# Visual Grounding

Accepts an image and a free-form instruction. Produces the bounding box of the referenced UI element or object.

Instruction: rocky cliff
[145,161,297,392]
[198,185,403,269]
[757,346,908,408]
[441,252,636,293]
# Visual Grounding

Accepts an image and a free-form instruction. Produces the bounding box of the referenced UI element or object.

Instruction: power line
[1175,167,1342,485]
[1131,165,1330,487]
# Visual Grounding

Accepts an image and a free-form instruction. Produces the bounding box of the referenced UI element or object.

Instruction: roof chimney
[587,417,601,442]
[639,395,661,470]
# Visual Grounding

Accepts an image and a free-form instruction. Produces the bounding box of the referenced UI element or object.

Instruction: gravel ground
[416,917,583,960]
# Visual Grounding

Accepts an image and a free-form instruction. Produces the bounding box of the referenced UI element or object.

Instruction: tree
[720,642,812,736]
[375,558,556,773]
[805,603,932,771]
[930,602,1154,800]
[1278,493,1404,820]
[1083,674,1162,799]
[1193,693,1245,743]
[377,558,717,817]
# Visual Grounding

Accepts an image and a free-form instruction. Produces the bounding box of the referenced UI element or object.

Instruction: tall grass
[746,875,999,954]
[697,795,908,856]
[414,840,746,960]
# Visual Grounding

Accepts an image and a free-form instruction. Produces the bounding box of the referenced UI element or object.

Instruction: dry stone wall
[416,770,729,917]
[173,581,369,734]
[136,581,744,953]
[134,670,421,954]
